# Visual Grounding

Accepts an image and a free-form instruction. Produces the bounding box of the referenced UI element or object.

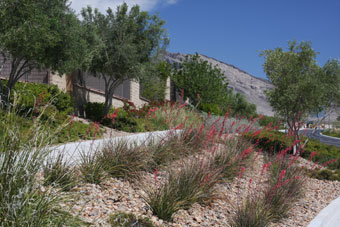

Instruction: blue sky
[71,0,340,79]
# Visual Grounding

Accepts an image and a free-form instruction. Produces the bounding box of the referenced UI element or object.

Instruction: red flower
[154,169,158,183]
[238,167,246,179]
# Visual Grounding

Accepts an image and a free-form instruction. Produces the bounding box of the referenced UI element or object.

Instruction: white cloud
[166,0,177,5]
[70,0,177,13]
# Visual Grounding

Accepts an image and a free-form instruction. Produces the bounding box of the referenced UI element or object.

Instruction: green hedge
[246,130,340,170]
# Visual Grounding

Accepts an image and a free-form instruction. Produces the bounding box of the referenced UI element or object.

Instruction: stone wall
[130,80,148,107]
[49,73,67,91]
[72,84,126,117]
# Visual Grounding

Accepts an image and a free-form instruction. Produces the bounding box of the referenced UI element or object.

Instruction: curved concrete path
[308,197,340,227]
[48,130,176,165]
[301,129,340,148]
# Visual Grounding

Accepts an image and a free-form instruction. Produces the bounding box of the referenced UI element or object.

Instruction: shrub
[198,103,222,115]
[56,120,103,144]
[8,81,73,115]
[0,105,80,225]
[258,115,282,128]
[43,153,77,191]
[3,83,98,144]
[307,168,340,181]
[85,102,106,122]
[84,100,204,132]
[109,212,156,227]
[302,139,340,170]
[145,158,221,221]
[98,140,153,179]
[247,130,340,170]
[322,130,340,138]
[113,109,145,132]
[85,102,145,132]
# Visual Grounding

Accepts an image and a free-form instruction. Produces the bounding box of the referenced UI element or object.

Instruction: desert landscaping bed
[3,105,340,227]
[56,151,340,227]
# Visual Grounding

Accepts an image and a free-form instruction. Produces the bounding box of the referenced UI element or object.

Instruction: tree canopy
[0,0,88,102]
[171,53,257,117]
[140,61,171,101]
[171,53,229,106]
[82,3,169,115]
[261,40,340,150]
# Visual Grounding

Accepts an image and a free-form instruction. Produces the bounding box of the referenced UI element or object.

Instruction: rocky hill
[165,52,274,116]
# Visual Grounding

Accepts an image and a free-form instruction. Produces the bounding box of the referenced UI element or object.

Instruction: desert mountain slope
[165,52,274,116]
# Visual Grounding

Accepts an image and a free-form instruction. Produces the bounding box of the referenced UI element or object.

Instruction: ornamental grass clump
[149,128,209,168]
[145,157,221,221]
[214,137,254,180]
[43,153,77,191]
[0,101,81,226]
[230,150,305,226]
[79,149,106,184]
[98,139,154,180]
[263,154,304,222]
[230,197,272,227]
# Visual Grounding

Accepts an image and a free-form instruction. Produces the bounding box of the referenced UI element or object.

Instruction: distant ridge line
[198,53,270,84]
[166,52,270,84]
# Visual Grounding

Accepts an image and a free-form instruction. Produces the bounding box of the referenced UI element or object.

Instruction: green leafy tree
[140,61,171,101]
[171,53,257,117]
[230,93,257,118]
[81,4,169,115]
[171,53,229,107]
[321,59,340,109]
[261,40,340,153]
[0,0,87,102]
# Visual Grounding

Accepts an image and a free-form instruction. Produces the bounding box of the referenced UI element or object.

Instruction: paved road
[301,129,340,148]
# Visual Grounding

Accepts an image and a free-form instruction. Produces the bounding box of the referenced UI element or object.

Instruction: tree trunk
[1,58,31,104]
[102,77,122,117]
[287,117,301,155]
[103,91,114,117]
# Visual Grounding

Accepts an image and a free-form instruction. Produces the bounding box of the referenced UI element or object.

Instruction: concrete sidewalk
[48,130,176,165]
[308,197,340,227]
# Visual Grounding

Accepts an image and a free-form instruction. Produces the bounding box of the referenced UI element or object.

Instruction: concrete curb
[308,196,340,227]
[48,130,177,165]
[319,132,340,140]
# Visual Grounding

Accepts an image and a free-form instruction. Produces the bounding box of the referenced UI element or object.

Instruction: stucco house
[0,56,172,115]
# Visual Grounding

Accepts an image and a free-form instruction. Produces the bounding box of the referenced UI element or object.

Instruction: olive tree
[0,0,87,102]
[82,4,169,115]
[261,40,340,154]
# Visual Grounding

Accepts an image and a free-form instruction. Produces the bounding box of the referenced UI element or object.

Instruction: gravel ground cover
[58,153,340,227]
